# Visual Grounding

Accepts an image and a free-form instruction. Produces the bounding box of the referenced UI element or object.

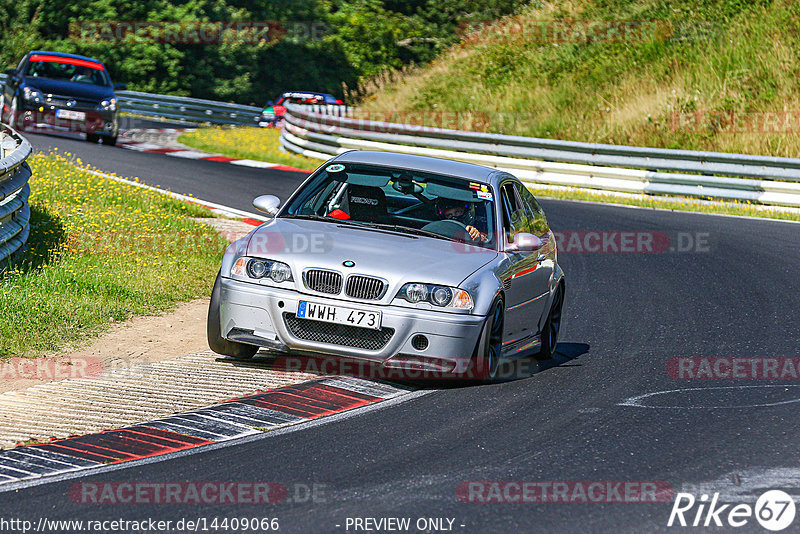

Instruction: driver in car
[437,198,489,243]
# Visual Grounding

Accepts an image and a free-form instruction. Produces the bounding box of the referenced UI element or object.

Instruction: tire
[534,282,564,360]
[86,133,100,143]
[9,96,21,130]
[207,272,258,360]
[468,296,504,382]
[100,134,117,146]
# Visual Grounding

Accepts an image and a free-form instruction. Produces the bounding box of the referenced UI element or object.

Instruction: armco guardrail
[116,90,263,126]
[0,124,32,268]
[280,104,800,208]
[117,91,352,125]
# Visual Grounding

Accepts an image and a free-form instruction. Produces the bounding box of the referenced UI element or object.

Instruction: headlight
[431,286,453,306]
[396,283,473,310]
[405,283,428,303]
[98,98,117,111]
[247,259,269,279]
[23,87,43,104]
[231,257,293,283]
[269,262,292,283]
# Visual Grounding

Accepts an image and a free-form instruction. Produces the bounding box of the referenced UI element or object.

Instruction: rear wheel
[207,272,258,360]
[468,296,504,382]
[86,133,100,143]
[534,282,564,360]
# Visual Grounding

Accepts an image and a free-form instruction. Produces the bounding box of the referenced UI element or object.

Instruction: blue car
[2,51,126,145]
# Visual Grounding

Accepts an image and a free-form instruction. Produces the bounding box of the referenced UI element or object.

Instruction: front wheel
[468,296,504,382]
[100,134,117,146]
[8,96,21,129]
[534,283,564,360]
[207,272,258,360]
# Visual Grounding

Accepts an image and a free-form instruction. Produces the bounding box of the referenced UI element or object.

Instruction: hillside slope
[360,0,800,157]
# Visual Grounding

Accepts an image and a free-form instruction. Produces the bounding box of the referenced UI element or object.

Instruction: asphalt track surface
[4,125,799,533]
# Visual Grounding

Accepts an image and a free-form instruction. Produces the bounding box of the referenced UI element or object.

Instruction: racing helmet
[436,197,475,225]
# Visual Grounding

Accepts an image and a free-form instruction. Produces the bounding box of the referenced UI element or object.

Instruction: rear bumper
[218,276,485,374]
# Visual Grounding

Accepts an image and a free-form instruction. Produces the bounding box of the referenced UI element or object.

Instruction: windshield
[24,57,110,86]
[282,163,497,250]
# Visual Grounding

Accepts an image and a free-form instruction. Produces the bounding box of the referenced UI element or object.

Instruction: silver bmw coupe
[207,151,565,381]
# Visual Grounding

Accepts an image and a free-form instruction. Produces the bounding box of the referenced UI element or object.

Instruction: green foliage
[0,0,528,103]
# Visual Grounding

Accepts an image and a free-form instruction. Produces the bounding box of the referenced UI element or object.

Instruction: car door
[517,184,556,329]
[498,181,551,353]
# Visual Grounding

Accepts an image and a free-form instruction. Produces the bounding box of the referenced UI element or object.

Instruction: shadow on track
[213,341,591,391]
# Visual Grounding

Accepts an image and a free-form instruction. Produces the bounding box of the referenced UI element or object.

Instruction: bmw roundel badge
[343,260,355,267]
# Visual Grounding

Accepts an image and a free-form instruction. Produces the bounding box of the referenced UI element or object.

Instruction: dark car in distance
[1,51,125,145]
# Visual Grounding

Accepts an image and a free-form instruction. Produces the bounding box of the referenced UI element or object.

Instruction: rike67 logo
[668,490,796,531]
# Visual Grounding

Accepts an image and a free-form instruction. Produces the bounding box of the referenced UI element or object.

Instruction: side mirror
[253,195,281,216]
[5,68,17,77]
[114,82,127,91]
[266,100,274,106]
[505,232,542,253]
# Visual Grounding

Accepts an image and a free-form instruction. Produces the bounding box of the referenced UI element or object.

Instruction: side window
[298,180,341,215]
[500,183,528,242]
[518,185,549,236]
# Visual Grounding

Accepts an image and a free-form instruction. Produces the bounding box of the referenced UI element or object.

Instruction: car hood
[23,77,113,101]
[246,218,497,289]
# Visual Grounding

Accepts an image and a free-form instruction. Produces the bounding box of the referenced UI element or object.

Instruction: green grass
[359,0,800,158]
[0,153,229,358]
[178,127,321,171]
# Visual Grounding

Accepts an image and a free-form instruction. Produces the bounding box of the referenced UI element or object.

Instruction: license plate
[297,301,382,330]
[55,109,86,121]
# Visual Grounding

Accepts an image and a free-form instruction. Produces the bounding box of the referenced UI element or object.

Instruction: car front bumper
[219,276,485,375]
[19,104,118,135]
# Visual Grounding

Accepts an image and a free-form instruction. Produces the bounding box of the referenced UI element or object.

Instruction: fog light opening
[411,334,428,351]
